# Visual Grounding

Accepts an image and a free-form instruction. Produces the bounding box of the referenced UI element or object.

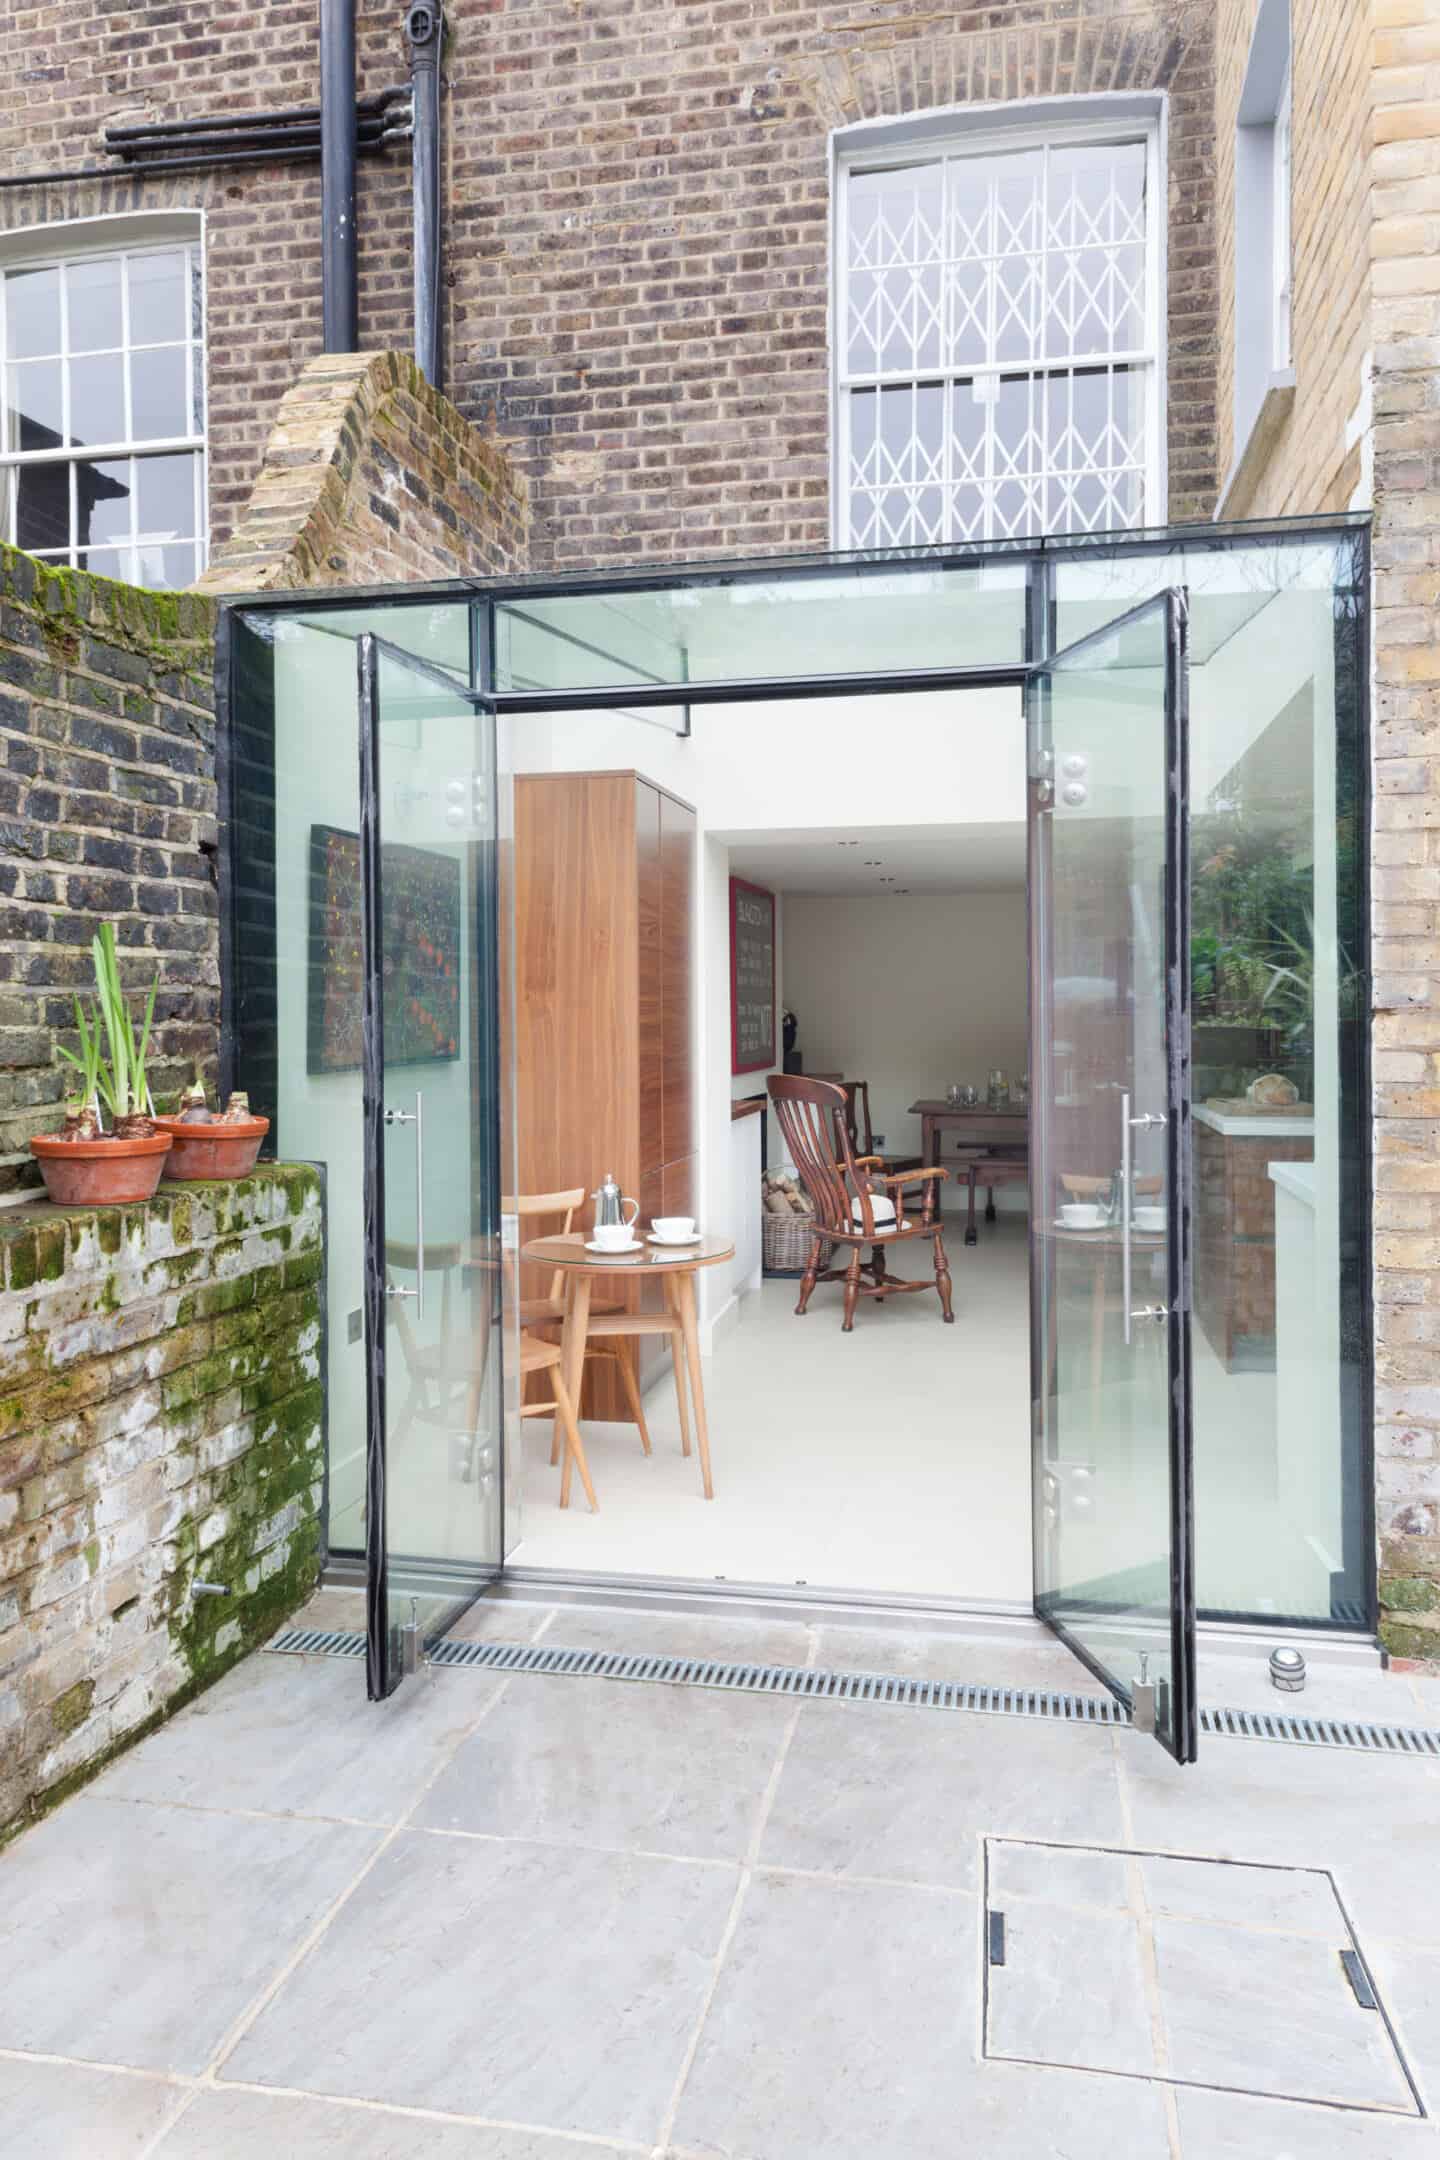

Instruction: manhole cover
[982,1839,1422,2118]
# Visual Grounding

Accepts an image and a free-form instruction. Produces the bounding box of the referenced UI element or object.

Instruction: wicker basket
[762,1204,819,1276]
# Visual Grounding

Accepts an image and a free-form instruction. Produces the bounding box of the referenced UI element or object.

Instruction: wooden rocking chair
[768,1074,954,1332]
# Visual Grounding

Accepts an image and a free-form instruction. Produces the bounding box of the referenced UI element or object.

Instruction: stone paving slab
[153,2085,647,2158]
[224,1829,739,2144]
[414,1672,796,1861]
[761,1700,1125,1891]
[0,1794,381,2074]
[0,2055,184,2157]
[96,1651,499,1825]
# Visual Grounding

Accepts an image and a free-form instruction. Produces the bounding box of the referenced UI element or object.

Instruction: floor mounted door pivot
[1028,590,1197,1764]
[358,634,504,1698]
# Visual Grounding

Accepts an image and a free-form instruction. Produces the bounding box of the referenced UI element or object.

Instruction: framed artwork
[307,824,462,1073]
[730,875,776,1074]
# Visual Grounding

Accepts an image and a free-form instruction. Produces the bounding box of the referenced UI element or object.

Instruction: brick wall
[1368,2,1440,1663]
[1213,0,1371,516]
[0,1165,323,1841]
[0,552,220,1197]
[197,351,529,595]
[0,355,526,1198]
[0,0,1219,572]
[0,0,420,550]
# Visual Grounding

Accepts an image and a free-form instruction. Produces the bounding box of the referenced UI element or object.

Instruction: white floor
[509,1218,1035,1602]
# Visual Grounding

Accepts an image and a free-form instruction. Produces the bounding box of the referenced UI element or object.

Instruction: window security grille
[837,135,1158,548]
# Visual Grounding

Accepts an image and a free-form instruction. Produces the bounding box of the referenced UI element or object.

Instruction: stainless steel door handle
[384,1092,426,1319]
[1121,1097,1166,1347]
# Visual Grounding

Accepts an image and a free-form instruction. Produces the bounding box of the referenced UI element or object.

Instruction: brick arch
[791,11,1194,132]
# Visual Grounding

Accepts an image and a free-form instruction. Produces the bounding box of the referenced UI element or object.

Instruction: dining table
[908,1100,1029,1242]
[520,1233,734,1503]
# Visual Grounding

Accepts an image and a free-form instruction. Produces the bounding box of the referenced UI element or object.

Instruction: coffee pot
[592,1173,639,1232]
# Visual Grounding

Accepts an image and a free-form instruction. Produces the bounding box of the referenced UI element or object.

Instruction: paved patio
[3,1592,1440,2159]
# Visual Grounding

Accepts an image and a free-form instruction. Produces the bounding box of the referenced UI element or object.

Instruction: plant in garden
[54,997,105,1140]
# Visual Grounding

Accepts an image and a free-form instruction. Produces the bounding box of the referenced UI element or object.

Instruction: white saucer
[1053,1217,1107,1233]
[585,1238,643,1255]
[647,1232,701,1247]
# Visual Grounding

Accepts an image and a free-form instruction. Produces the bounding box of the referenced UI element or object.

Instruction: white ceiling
[720,822,1026,897]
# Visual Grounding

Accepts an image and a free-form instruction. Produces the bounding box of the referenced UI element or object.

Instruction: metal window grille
[0,238,207,591]
[836,130,1160,548]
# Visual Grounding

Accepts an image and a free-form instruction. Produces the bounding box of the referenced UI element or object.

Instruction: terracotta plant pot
[151,1114,270,1182]
[30,1131,173,1206]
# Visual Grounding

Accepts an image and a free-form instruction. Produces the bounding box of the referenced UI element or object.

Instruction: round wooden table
[521,1234,735,1504]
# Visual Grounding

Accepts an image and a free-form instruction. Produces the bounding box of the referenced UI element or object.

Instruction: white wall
[781,892,1029,1162]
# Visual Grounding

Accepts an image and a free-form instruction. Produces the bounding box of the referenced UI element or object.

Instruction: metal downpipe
[407,2,444,390]
[320,0,359,350]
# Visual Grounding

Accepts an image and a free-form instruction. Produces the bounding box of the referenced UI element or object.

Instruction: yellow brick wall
[1369,0,1440,1659]
[1214,0,1372,517]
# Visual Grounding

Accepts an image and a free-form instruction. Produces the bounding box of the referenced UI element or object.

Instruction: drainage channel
[266,1627,1440,1759]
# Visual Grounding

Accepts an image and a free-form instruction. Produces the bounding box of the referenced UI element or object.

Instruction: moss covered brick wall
[0,1164,323,1841]
[0,549,220,1196]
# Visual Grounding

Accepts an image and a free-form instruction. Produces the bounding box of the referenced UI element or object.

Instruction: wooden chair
[507,1187,693,1498]
[768,1074,954,1331]
[506,1188,656,1460]
[519,1330,596,1512]
[384,1239,494,1469]
[836,1078,921,1176]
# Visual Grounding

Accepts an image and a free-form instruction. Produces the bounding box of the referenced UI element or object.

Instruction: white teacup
[592,1221,636,1250]
[652,1216,697,1241]
[1060,1203,1104,1228]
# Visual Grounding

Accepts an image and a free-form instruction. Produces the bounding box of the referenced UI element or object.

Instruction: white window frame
[830,106,1166,550]
[0,211,208,588]
[1271,58,1292,371]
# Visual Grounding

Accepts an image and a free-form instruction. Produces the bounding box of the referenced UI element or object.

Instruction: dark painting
[308,824,462,1072]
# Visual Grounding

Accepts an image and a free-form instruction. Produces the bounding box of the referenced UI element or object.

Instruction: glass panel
[1031,591,1194,1758]
[1045,141,1147,360]
[68,352,126,447]
[845,162,944,377]
[495,559,1028,693]
[65,255,123,355]
[365,640,502,1693]
[126,250,187,345]
[136,451,195,539]
[1054,531,1368,1628]
[5,266,60,358]
[129,344,187,440]
[134,539,197,590]
[8,359,63,453]
[75,456,131,550]
[77,544,136,584]
[16,462,70,552]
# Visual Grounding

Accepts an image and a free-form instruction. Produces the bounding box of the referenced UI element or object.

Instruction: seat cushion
[851,1193,910,1235]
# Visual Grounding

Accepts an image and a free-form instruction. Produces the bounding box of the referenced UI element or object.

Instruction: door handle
[1120,1096,1166,1347]
[384,1092,426,1319]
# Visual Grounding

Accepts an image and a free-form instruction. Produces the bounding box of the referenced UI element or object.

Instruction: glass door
[358,635,504,1698]
[1028,590,1197,1763]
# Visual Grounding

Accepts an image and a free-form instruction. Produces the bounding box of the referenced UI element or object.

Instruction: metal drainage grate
[265,1627,1440,1756]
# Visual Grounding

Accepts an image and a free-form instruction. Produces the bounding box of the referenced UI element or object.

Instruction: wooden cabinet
[514,769,697,1419]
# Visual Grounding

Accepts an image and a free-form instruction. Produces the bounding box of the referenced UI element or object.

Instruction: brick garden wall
[0,0,1219,571]
[0,552,220,1197]
[197,350,529,595]
[0,1165,323,1841]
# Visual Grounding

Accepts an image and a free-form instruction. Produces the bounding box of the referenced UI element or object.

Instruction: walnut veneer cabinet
[514,769,696,1419]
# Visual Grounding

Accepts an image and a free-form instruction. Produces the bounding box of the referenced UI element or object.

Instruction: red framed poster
[730,876,776,1074]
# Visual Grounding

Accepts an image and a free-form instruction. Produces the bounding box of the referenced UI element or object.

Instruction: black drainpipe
[407,2,444,390]
[320,0,359,350]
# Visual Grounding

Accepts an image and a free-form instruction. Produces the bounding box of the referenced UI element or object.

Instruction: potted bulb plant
[153,1068,270,1181]
[30,924,173,1205]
